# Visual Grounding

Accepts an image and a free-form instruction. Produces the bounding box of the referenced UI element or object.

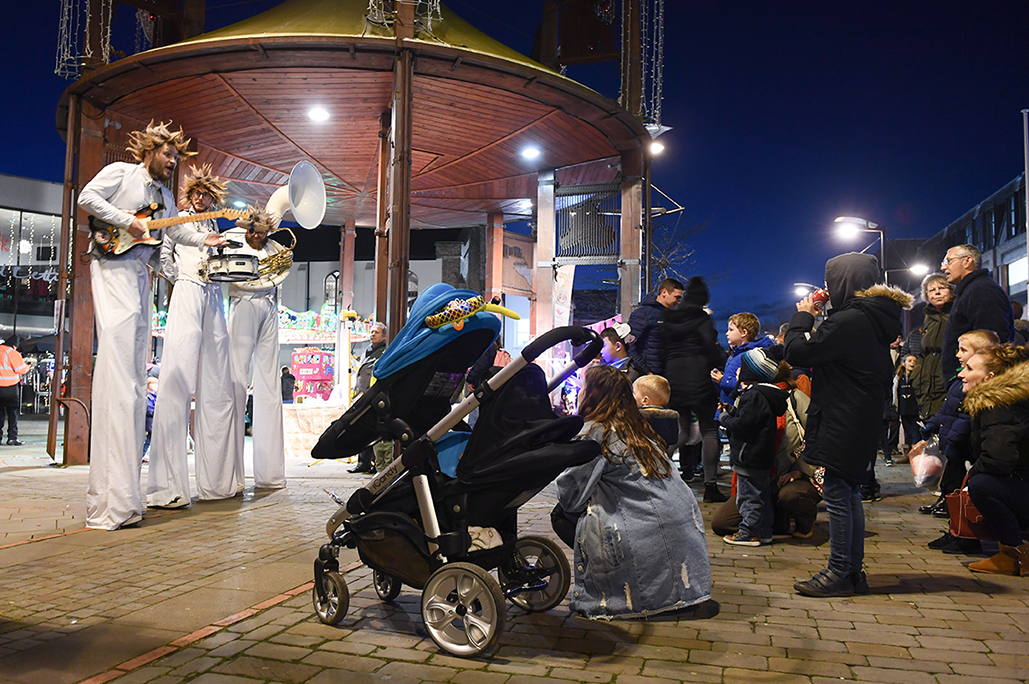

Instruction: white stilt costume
[148,216,242,505]
[79,162,177,530]
[226,226,287,488]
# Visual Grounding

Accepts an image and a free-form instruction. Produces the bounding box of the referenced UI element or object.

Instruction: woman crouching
[958,343,1029,575]
[555,364,712,619]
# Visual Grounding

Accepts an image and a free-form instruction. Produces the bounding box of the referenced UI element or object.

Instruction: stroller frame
[313,325,601,656]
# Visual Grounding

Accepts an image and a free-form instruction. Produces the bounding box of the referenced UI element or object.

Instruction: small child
[893,354,921,463]
[719,345,788,546]
[632,374,679,455]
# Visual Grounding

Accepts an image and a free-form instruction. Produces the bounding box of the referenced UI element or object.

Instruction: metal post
[1023,109,1028,286]
[880,230,888,287]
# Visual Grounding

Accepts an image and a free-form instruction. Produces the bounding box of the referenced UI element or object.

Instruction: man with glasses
[940,245,1014,381]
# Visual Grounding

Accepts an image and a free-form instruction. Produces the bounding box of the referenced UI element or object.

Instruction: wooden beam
[375,112,390,322]
[64,103,105,465]
[485,211,504,303]
[619,148,642,319]
[387,47,414,336]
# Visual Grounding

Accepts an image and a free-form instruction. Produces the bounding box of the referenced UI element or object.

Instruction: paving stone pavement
[1,416,1027,684]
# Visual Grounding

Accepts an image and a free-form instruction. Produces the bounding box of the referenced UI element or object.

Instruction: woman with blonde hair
[554,364,711,619]
[957,343,1029,575]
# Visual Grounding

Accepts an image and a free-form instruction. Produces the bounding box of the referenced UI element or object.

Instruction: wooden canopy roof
[57,0,646,228]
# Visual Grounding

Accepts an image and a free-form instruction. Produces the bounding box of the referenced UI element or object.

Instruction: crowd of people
[551,242,1027,618]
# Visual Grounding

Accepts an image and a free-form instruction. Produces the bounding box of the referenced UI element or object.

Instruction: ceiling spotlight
[232,200,247,208]
[521,146,541,160]
[650,141,665,155]
[909,263,930,276]
[308,107,330,122]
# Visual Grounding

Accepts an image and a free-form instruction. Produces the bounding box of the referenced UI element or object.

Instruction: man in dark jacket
[785,253,912,597]
[349,322,388,474]
[941,244,1014,380]
[627,278,683,375]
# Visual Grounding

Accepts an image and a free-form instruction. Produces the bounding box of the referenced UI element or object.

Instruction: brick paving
[1,416,1027,683]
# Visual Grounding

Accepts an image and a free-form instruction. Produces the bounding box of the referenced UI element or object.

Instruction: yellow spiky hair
[235,204,275,232]
[126,120,197,162]
[181,164,228,205]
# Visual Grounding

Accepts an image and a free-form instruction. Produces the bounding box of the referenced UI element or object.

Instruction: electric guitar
[88,204,249,256]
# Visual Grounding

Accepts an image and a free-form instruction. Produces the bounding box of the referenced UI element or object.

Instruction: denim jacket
[556,421,712,619]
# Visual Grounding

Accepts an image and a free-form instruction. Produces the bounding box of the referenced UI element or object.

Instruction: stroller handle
[520,326,601,364]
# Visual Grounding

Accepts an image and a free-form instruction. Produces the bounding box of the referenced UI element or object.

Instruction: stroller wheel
[498,535,571,612]
[312,570,350,625]
[373,570,402,602]
[421,562,506,657]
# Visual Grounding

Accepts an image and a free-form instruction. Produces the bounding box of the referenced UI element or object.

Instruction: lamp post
[835,216,887,285]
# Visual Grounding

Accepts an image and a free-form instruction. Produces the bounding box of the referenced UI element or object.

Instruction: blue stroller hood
[374,283,502,380]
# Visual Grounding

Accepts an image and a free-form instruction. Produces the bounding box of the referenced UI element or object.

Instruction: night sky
[4,1,1028,331]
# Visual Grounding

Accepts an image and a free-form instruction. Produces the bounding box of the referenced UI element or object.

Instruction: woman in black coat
[959,344,1029,576]
[661,276,727,502]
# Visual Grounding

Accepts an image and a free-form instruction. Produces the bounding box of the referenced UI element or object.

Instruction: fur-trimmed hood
[963,360,1029,417]
[639,407,679,421]
[854,284,915,309]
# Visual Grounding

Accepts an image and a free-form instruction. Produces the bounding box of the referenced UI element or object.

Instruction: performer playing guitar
[78,120,196,530]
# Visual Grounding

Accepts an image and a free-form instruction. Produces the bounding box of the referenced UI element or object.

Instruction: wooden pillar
[374,112,390,323]
[63,102,105,465]
[48,95,79,461]
[182,0,205,39]
[619,149,643,320]
[341,217,356,311]
[485,211,505,303]
[620,0,642,117]
[387,10,414,337]
[533,169,556,337]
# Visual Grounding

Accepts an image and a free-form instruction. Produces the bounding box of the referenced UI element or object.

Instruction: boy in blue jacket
[719,345,788,546]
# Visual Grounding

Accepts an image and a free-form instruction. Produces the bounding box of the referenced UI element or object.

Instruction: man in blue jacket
[627,278,683,375]
[941,244,1014,381]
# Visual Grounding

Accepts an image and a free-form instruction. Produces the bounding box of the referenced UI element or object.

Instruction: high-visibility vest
[0,346,29,387]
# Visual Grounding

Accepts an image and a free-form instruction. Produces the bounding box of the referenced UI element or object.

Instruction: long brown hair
[971,343,1029,376]
[577,365,671,478]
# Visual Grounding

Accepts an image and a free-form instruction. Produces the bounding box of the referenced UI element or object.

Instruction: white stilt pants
[86,256,150,530]
[228,291,285,488]
[148,280,242,504]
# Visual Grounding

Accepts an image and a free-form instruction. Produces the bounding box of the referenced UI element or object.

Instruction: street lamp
[835,216,887,285]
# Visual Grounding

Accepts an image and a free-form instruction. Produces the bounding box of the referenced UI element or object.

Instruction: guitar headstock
[219,208,250,221]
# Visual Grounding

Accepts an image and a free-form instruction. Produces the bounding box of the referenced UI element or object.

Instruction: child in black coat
[719,345,788,546]
[632,374,679,455]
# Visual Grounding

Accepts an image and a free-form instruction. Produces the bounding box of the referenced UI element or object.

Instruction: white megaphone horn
[266,160,326,230]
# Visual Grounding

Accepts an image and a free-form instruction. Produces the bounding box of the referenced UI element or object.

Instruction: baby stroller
[310,284,601,657]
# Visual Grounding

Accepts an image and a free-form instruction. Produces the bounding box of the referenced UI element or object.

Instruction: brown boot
[968,546,1022,575]
[894,445,910,465]
[1002,543,1029,577]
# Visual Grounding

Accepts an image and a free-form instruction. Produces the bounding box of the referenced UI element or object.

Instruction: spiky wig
[126,120,197,162]
[181,164,228,206]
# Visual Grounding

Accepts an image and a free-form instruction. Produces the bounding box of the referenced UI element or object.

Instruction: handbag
[946,473,995,541]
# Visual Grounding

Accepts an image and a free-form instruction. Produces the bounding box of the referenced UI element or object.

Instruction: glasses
[941,255,968,267]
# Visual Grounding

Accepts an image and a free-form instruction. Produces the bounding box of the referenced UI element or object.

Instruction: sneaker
[860,484,882,502]
[761,538,773,545]
[794,568,855,597]
[723,531,761,547]
[850,570,870,595]
[6,439,24,446]
[883,455,894,466]
[927,531,955,550]
[931,499,950,518]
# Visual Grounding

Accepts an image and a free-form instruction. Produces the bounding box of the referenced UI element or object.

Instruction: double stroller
[310,284,602,657]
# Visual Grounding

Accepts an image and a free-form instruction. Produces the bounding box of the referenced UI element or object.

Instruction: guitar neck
[147,210,233,230]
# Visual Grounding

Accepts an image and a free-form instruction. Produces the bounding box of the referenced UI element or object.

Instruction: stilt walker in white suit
[148,165,242,506]
[78,121,194,530]
[226,208,289,489]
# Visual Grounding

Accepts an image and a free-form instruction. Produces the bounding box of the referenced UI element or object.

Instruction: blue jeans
[821,472,864,575]
[736,470,773,540]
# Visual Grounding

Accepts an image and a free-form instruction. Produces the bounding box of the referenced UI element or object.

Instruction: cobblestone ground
[1,417,1027,684]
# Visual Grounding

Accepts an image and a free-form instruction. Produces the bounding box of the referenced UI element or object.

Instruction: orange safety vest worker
[0,344,29,387]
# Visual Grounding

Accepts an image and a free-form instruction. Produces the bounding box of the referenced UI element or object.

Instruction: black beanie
[682,276,709,307]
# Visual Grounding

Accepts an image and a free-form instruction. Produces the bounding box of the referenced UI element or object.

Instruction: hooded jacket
[716,336,776,405]
[719,382,788,471]
[963,360,1029,481]
[942,268,1014,380]
[661,303,726,408]
[627,292,667,374]
[784,253,913,483]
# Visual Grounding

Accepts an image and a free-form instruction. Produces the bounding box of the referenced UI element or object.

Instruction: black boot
[919,495,945,514]
[704,483,728,503]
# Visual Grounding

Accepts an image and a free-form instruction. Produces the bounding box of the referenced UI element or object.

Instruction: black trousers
[0,384,19,441]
